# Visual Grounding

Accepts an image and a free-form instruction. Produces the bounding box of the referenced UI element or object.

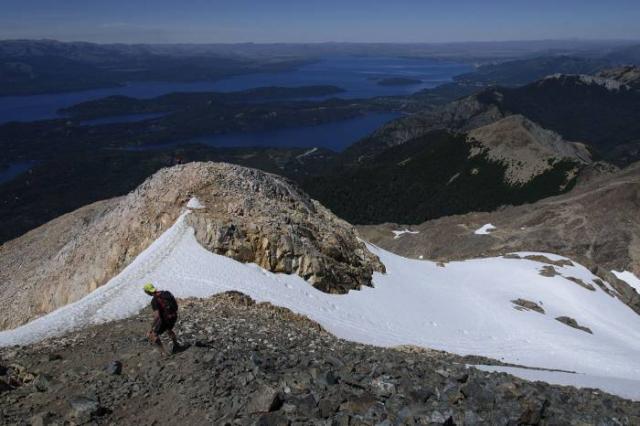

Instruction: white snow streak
[391,228,419,239]
[2,213,640,399]
[296,147,318,159]
[474,223,496,235]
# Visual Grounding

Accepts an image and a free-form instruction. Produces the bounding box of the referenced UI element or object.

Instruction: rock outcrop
[1,292,638,424]
[183,164,383,294]
[0,162,382,330]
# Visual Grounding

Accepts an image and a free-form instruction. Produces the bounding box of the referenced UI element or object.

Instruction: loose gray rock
[512,298,545,314]
[246,385,282,413]
[68,396,101,422]
[32,374,52,392]
[556,316,593,334]
[0,293,638,425]
[30,412,56,426]
[104,360,122,375]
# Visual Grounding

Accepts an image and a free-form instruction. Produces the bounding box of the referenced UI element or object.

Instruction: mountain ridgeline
[304,127,584,225]
[298,66,640,225]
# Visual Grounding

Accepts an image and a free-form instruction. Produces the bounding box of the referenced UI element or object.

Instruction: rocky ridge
[467,115,591,184]
[597,65,640,90]
[1,291,639,425]
[0,162,382,330]
[540,73,630,91]
[344,69,640,167]
[342,94,505,164]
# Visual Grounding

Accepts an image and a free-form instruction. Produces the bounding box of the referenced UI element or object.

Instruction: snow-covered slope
[2,211,640,399]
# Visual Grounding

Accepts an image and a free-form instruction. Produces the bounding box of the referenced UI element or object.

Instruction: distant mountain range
[0,40,310,95]
[2,39,640,96]
[301,66,640,225]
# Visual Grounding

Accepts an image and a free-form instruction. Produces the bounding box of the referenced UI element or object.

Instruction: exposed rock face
[0,162,382,330]
[184,164,383,294]
[2,292,638,424]
[597,66,640,90]
[359,161,640,314]
[540,73,630,91]
[467,115,592,184]
[572,161,620,187]
[555,316,593,334]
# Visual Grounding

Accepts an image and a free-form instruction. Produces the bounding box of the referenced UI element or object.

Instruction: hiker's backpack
[155,291,178,319]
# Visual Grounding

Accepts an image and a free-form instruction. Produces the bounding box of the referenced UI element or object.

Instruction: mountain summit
[0,163,382,330]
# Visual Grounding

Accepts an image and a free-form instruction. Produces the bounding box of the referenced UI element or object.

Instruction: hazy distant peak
[597,65,640,89]
[541,73,629,91]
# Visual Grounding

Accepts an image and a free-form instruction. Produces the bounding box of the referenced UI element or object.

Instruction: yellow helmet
[143,283,156,294]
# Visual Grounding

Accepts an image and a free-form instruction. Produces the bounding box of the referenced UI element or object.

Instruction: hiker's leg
[167,329,178,345]
[153,333,168,354]
[150,320,168,355]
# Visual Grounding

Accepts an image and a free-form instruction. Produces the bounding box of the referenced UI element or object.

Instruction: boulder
[68,396,102,423]
[246,384,282,413]
[105,360,122,375]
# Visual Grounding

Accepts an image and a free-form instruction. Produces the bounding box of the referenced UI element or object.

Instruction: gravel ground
[1,292,639,425]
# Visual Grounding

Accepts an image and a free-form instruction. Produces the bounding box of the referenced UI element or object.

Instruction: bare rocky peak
[359,161,640,313]
[0,162,383,330]
[467,115,592,184]
[541,73,629,91]
[597,66,640,89]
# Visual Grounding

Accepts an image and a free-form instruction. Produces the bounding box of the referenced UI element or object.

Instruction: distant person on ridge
[143,283,180,355]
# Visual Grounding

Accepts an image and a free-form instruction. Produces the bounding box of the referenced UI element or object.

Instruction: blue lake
[80,112,169,126]
[128,112,403,152]
[0,57,471,124]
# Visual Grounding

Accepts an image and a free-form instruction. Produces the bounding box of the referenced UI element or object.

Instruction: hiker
[143,283,180,355]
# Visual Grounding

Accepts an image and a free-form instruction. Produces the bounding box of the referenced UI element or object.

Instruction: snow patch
[510,252,569,262]
[392,228,420,239]
[2,214,640,400]
[612,270,640,293]
[474,223,496,235]
[186,197,205,209]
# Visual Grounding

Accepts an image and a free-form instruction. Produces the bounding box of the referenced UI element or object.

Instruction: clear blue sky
[2,0,640,43]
